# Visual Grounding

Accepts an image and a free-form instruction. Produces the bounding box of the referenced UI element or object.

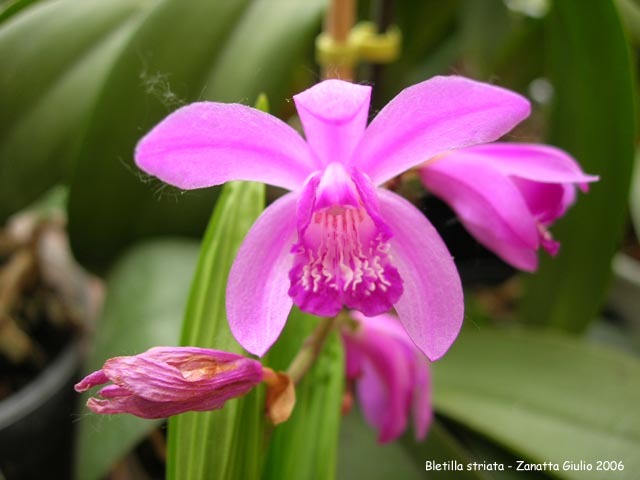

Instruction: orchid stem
[286,315,338,384]
[323,0,356,80]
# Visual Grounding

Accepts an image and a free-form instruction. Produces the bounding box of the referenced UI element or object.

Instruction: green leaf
[166,181,266,480]
[338,414,486,480]
[263,312,344,480]
[399,423,488,480]
[520,0,636,331]
[74,239,200,480]
[375,0,460,106]
[338,412,424,480]
[0,0,149,221]
[615,0,640,45]
[433,329,640,480]
[458,0,546,92]
[0,0,40,24]
[458,0,512,78]
[443,428,551,480]
[66,0,325,268]
[203,0,327,105]
[67,0,247,269]
[629,149,640,238]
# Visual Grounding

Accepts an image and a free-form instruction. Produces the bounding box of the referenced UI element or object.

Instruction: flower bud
[75,347,264,419]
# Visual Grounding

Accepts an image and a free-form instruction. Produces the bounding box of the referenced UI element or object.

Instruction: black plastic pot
[0,342,80,480]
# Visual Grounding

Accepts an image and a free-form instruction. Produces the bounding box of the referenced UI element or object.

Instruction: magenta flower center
[288,164,403,317]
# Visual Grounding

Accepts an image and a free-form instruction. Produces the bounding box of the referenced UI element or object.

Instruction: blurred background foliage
[1,0,639,478]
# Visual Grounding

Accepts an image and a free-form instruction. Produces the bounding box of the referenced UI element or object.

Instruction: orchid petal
[353,76,531,185]
[103,357,195,401]
[86,394,227,419]
[143,346,243,365]
[103,355,262,402]
[74,369,109,392]
[349,310,408,343]
[378,189,463,361]
[451,143,598,190]
[411,358,432,440]
[135,102,317,191]
[294,80,371,166]
[358,367,408,443]
[358,328,412,442]
[98,385,132,399]
[227,193,298,356]
[342,311,434,442]
[560,183,578,215]
[511,178,567,224]
[356,366,388,437]
[419,157,540,271]
[295,174,320,233]
[343,334,363,379]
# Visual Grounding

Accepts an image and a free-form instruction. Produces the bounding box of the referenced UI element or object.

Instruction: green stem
[323,0,356,80]
[286,316,338,383]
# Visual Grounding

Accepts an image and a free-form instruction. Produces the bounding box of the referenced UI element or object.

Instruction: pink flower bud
[75,347,264,419]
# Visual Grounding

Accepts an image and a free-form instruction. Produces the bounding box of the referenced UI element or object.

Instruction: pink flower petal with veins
[294,80,371,167]
[227,194,298,357]
[377,190,463,360]
[352,76,531,185]
[135,102,317,191]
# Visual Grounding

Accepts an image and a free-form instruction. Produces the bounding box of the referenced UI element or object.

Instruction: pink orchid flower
[136,76,533,360]
[342,312,432,443]
[418,144,598,271]
[75,347,264,419]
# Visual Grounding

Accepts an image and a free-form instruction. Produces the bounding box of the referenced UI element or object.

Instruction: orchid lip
[289,166,403,317]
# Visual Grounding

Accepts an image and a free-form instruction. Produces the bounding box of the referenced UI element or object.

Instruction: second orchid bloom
[342,312,432,443]
[135,76,596,360]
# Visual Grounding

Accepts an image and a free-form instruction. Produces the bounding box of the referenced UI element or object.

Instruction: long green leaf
[338,415,486,480]
[458,0,512,78]
[338,412,424,480]
[433,329,640,480]
[0,0,149,220]
[520,0,636,331]
[67,0,248,269]
[66,0,325,268]
[0,0,40,24]
[204,0,327,105]
[166,181,266,480]
[74,239,199,480]
[399,423,489,480]
[615,0,640,45]
[630,150,640,238]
